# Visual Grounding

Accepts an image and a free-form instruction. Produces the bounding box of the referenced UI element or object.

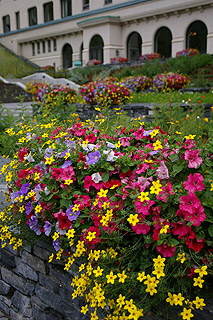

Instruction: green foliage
[0,45,37,78]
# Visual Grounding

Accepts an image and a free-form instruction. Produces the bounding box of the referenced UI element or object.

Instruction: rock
[15,257,38,281]
[21,250,46,274]
[11,291,32,317]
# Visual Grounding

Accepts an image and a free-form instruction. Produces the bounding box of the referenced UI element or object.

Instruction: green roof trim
[78,16,120,25]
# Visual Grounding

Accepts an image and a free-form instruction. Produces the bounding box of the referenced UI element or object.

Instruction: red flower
[18,147,29,163]
[184,149,202,168]
[179,193,201,214]
[183,173,205,193]
[53,209,71,230]
[156,243,176,257]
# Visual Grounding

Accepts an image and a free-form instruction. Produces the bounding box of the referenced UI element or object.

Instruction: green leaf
[173,164,184,174]
[60,199,71,208]
[102,172,109,183]
[168,154,179,162]
[170,238,179,246]
[122,166,130,173]
[208,225,213,237]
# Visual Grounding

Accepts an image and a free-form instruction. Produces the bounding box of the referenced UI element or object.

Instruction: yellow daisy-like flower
[106,271,117,284]
[150,180,162,195]
[117,270,128,283]
[127,214,139,226]
[194,265,208,277]
[193,277,204,288]
[192,296,206,310]
[180,308,194,320]
[138,191,150,202]
[137,271,146,282]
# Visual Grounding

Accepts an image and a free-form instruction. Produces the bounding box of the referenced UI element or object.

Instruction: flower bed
[176,49,200,58]
[26,82,77,105]
[111,57,129,64]
[120,76,153,92]
[153,73,190,91]
[80,80,132,106]
[87,59,102,66]
[1,118,212,320]
[139,53,161,61]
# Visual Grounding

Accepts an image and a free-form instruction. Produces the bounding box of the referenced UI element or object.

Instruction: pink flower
[183,173,205,193]
[156,161,169,180]
[184,149,202,168]
[156,243,176,257]
[186,206,206,226]
[171,221,189,236]
[119,136,131,147]
[131,215,150,234]
[179,193,201,214]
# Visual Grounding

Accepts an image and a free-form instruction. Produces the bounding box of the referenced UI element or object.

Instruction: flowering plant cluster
[26,82,76,105]
[176,49,200,58]
[41,65,55,71]
[139,53,161,61]
[111,57,129,64]
[120,76,153,92]
[80,80,132,106]
[87,60,102,66]
[1,117,212,319]
[153,73,190,91]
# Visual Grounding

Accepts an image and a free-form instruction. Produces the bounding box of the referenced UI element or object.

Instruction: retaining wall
[0,240,89,320]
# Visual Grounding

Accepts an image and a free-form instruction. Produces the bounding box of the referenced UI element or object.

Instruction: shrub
[0,118,212,319]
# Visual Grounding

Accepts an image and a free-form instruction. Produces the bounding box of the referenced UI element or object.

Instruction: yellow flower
[97,189,108,198]
[66,229,75,239]
[138,191,150,202]
[193,277,204,288]
[194,266,208,277]
[106,271,117,284]
[176,253,186,264]
[150,180,162,195]
[173,293,185,306]
[210,183,213,191]
[153,255,165,267]
[180,308,194,320]
[184,134,196,140]
[159,224,169,234]
[45,156,55,165]
[52,232,59,241]
[64,179,73,185]
[204,118,208,122]
[93,266,104,277]
[153,140,162,150]
[192,296,206,310]
[150,129,159,138]
[86,231,96,241]
[166,292,176,306]
[116,294,125,308]
[137,271,147,282]
[81,305,88,314]
[127,214,139,226]
[152,267,165,279]
[117,270,127,283]
[35,204,42,213]
[48,253,54,262]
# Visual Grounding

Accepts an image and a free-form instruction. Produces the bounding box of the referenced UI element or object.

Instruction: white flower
[103,150,118,162]
[83,144,96,151]
[24,152,35,162]
[106,142,116,149]
[91,172,102,183]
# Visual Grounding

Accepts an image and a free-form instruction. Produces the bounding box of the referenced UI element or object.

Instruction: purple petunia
[86,150,101,165]
[61,160,72,169]
[20,182,30,195]
[25,202,33,216]
[53,239,60,251]
[28,215,41,235]
[66,205,80,222]
[44,221,52,236]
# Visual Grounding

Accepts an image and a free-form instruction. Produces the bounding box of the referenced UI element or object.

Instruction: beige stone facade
[0,0,212,68]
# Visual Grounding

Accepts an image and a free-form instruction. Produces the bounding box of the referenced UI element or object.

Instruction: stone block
[49,266,73,286]
[0,295,11,315]
[35,284,61,311]
[11,291,32,317]
[33,245,53,261]
[0,280,11,295]
[21,250,46,274]
[15,257,38,281]
[1,267,31,295]
[32,303,63,320]
[0,248,16,267]
[39,273,61,295]
[9,308,30,320]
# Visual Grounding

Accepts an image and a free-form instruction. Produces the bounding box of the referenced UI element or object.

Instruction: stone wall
[0,240,89,320]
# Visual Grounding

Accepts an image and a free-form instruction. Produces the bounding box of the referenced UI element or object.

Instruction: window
[37,42,40,54]
[61,0,72,18]
[42,41,46,53]
[3,15,10,33]
[83,0,89,10]
[28,7,37,26]
[44,2,54,22]
[15,11,20,29]
[105,0,112,4]
[48,39,51,52]
[53,39,57,51]
[32,43,35,56]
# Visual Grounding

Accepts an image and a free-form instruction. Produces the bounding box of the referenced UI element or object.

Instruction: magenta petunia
[156,243,176,257]
[179,193,201,214]
[183,173,205,193]
[156,161,170,180]
[184,149,202,168]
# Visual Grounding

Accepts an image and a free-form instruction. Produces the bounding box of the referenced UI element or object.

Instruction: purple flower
[64,140,75,149]
[60,149,69,157]
[20,182,30,195]
[44,221,52,236]
[11,191,22,203]
[87,150,101,165]
[143,130,153,137]
[150,150,160,155]
[26,202,32,216]
[61,160,72,169]
[28,215,41,235]
[156,161,170,180]
[53,239,60,251]
[34,184,42,202]
[66,205,80,222]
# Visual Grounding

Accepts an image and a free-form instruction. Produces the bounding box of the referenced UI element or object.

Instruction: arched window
[89,35,104,62]
[127,32,142,62]
[186,21,207,54]
[154,27,172,58]
[62,43,73,68]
